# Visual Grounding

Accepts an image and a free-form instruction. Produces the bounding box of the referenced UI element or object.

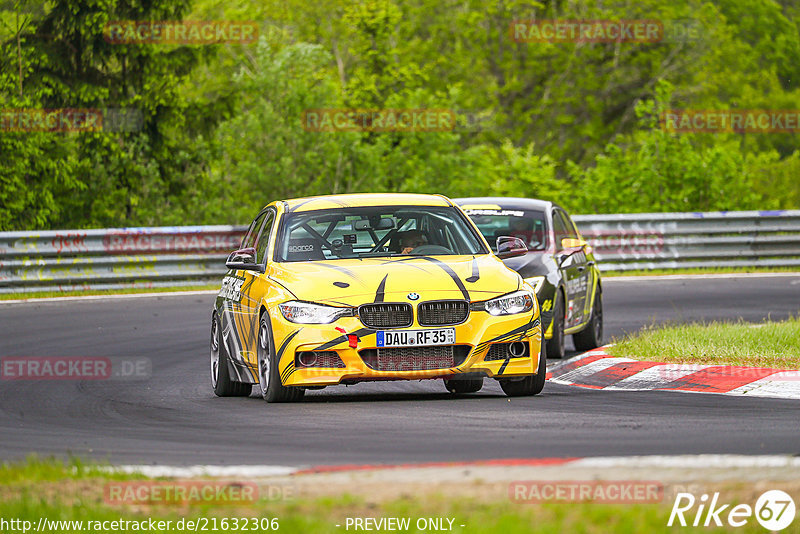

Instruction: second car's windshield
[276,206,488,262]
[462,209,548,252]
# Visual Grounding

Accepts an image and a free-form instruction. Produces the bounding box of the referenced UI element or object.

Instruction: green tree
[567,83,764,213]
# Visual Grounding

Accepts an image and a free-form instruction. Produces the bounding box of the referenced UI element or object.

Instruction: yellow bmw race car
[210,193,544,402]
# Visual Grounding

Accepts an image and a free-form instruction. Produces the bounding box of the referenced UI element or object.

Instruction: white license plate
[376,328,455,348]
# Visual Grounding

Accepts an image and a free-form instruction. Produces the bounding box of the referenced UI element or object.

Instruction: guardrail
[1,210,799,293]
[0,226,246,293]
[573,210,800,271]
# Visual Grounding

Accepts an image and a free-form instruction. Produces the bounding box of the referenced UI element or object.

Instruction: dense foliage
[1,0,799,230]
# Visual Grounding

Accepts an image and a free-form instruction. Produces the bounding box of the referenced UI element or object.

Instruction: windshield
[276,206,488,262]
[462,209,548,252]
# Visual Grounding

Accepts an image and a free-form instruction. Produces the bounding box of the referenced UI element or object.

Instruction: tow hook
[335,327,359,349]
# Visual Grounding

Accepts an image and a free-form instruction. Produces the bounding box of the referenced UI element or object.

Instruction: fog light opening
[509,342,527,358]
[297,352,318,367]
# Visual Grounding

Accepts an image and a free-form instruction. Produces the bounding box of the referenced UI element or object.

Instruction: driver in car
[508,218,533,242]
[400,230,428,254]
[495,217,534,248]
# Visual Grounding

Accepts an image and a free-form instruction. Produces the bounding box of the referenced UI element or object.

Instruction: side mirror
[561,237,587,250]
[225,247,263,272]
[496,236,528,258]
[557,238,587,267]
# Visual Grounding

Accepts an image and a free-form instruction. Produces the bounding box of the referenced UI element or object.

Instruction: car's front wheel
[573,289,603,351]
[258,313,304,403]
[499,339,547,397]
[545,291,566,359]
[211,313,252,397]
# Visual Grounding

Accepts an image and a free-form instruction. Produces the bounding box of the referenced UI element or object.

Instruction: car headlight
[524,276,545,294]
[278,301,352,324]
[482,290,535,316]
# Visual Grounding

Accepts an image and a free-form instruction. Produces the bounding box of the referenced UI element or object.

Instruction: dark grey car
[455,197,603,358]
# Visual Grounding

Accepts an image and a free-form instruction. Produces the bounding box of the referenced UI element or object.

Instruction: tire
[545,290,566,360]
[211,313,252,397]
[444,377,484,394]
[257,313,304,403]
[499,338,546,397]
[573,288,603,352]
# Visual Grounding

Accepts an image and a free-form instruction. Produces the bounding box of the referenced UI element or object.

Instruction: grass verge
[607,318,800,369]
[0,284,218,301]
[0,457,771,534]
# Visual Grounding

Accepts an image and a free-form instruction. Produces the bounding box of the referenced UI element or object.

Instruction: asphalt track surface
[1,274,799,466]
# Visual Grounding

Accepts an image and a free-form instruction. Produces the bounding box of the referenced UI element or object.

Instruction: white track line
[574,455,800,469]
[108,455,800,478]
[729,372,800,399]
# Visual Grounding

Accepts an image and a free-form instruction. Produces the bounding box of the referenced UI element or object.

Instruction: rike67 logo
[668,490,796,530]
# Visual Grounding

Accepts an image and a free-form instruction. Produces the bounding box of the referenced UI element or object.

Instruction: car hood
[268,255,522,305]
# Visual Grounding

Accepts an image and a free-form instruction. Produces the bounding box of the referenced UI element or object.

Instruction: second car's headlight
[483,290,535,316]
[279,301,352,324]
[524,276,545,294]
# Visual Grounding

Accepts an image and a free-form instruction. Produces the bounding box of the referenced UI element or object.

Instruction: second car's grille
[360,346,470,371]
[358,303,413,328]
[417,300,469,326]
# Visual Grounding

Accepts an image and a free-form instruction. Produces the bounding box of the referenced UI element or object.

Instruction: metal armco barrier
[572,210,800,271]
[0,226,246,293]
[1,210,799,293]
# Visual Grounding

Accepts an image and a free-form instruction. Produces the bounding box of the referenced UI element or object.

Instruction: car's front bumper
[266,308,543,387]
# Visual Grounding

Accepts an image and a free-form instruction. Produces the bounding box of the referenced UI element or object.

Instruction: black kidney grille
[358,303,413,328]
[417,300,469,326]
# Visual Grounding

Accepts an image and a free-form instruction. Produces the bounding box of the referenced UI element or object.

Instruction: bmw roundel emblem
[407,292,420,301]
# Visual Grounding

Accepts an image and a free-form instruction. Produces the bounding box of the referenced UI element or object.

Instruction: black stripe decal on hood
[314,262,361,280]
[380,257,432,273]
[374,274,388,303]
[417,256,470,301]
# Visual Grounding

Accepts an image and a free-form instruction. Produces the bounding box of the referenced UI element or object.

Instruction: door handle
[577,266,586,272]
